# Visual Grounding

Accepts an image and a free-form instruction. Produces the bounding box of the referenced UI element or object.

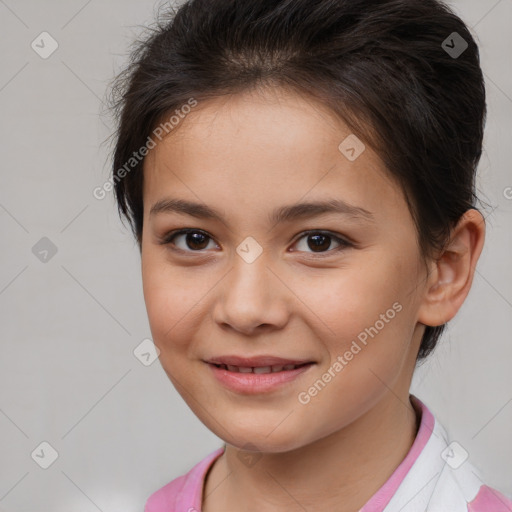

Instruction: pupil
[187,232,209,250]
[308,234,330,252]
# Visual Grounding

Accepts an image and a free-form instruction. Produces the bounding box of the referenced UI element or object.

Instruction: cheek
[141,252,191,350]
[141,250,219,361]
[295,251,421,373]
[296,259,407,336]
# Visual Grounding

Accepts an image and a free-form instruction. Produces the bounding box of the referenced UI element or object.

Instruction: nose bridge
[229,248,273,304]
[214,247,287,333]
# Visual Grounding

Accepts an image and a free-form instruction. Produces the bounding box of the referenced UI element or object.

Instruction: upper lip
[205,355,314,367]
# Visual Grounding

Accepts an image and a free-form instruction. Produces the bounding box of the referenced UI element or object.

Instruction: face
[141,87,428,452]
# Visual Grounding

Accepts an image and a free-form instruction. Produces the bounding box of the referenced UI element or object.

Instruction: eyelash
[158,228,353,257]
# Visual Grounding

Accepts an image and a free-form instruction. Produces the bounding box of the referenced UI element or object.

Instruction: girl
[108,0,512,510]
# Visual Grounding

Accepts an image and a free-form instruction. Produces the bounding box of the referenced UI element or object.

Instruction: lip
[205,355,315,394]
[206,355,313,367]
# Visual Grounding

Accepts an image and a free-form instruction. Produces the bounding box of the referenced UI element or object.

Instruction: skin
[140,86,485,511]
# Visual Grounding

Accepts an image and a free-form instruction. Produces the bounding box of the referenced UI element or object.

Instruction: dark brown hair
[108,0,486,361]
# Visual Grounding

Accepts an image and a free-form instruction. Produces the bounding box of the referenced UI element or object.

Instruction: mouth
[210,362,311,374]
[205,355,315,394]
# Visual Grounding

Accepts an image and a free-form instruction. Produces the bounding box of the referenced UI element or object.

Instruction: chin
[208,416,310,454]
[228,435,305,454]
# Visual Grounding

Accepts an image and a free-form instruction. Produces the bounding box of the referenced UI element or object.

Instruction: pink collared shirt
[145,395,512,511]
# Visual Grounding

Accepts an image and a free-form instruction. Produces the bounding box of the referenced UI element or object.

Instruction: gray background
[0,0,511,510]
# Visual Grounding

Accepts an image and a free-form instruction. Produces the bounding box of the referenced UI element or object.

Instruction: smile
[212,363,309,373]
[206,358,315,394]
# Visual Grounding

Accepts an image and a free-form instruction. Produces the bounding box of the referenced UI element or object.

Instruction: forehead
[142,87,406,226]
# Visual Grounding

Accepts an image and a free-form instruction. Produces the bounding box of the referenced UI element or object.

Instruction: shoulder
[430,458,512,511]
[383,396,512,512]
[144,474,187,512]
[144,447,225,512]
[418,400,512,512]
[467,485,512,511]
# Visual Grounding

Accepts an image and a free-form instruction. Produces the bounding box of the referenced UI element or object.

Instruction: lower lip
[207,363,314,394]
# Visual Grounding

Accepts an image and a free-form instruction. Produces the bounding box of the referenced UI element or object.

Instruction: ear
[418,208,486,327]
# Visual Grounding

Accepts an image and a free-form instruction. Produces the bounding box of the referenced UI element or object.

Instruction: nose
[212,254,290,336]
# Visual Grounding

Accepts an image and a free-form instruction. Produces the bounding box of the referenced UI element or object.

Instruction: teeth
[253,366,271,374]
[216,363,304,373]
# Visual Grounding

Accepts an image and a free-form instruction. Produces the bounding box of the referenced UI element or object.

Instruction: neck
[203,392,420,512]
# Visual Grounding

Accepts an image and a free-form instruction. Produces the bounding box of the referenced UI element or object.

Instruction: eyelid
[289,230,353,255]
[290,229,352,246]
[158,228,219,249]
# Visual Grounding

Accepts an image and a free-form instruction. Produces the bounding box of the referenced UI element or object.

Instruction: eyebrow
[149,197,374,224]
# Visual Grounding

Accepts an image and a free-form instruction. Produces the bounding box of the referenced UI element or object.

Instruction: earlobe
[418,209,486,327]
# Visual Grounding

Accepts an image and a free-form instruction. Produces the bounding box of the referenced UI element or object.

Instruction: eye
[160,229,219,252]
[291,231,351,255]
[159,228,352,256]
